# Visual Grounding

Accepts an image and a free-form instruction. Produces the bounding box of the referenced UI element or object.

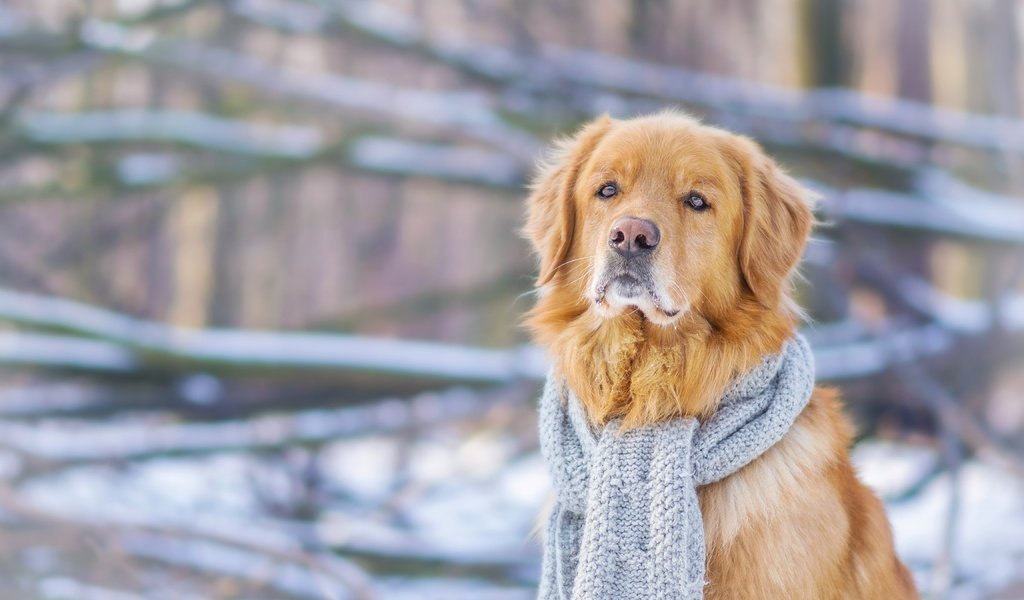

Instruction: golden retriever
[524,111,918,599]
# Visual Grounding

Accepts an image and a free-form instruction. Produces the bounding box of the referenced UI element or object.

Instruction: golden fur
[524,111,918,598]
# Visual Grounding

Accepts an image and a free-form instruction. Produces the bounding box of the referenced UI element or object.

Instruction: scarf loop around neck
[537,334,815,600]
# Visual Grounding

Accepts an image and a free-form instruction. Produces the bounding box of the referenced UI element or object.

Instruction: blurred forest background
[0,0,1023,598]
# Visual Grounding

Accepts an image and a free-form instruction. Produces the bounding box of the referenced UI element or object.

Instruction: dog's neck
[527,288,798,429]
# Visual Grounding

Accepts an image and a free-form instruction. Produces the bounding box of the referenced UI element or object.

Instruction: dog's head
[525,111,814,328]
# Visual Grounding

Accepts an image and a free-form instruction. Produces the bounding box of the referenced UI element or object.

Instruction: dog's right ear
[524,115,612,286]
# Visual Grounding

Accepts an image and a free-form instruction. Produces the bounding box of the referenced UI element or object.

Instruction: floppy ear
[729,137,815,307]
[524,115,612,286]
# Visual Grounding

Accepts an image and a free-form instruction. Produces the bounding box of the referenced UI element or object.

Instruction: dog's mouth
[593,273,681,320]
[608,274,644,298]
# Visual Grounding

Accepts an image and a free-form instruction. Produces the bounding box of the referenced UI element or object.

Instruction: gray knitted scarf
[537,334,814,600]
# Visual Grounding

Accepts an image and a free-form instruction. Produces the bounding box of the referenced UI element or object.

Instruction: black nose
[609,217,660,258]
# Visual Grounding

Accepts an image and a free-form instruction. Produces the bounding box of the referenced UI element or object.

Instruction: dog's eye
[596,183,618,200]
[684,192,709,211]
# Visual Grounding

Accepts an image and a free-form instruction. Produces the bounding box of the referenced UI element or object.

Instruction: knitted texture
[537,334,815,600]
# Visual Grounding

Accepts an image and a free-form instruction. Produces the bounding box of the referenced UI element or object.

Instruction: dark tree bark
[896,0,932,102]
[800,0,848,88]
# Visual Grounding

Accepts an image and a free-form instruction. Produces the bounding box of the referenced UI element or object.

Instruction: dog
[524,111,918,599]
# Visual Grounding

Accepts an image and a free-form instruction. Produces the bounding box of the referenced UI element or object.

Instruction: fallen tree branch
[0,133,525,206]
[16,110,326,159]
[118,531,374,600]
[0,331,137,372]
[817,183,1024,245]
[0,288,546,383]
[0,287,1020,383]
[0,385,515,463]
[76,19,542,162]
[0,485,377,600]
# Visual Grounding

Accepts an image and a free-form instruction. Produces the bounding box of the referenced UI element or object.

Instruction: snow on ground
[855,440,1024,599]
[9,415,1024,598]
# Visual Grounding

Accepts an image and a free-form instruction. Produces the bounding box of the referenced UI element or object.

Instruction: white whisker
[552,255,595,272]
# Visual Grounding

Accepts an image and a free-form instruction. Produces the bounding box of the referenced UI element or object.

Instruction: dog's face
[526,112,813,327]
[579,119,745,325]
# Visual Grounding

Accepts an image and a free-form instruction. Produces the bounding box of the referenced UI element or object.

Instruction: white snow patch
[856,439,1024,599]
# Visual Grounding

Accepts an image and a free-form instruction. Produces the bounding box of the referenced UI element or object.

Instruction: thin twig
[898,365,963,600]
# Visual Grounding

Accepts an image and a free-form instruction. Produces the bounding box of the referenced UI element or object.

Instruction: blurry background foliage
[0,0,1022,599]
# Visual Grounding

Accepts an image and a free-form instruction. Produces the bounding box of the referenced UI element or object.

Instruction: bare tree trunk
[799,0,847,88]
[896,0,932,102]
[629,0,671,62]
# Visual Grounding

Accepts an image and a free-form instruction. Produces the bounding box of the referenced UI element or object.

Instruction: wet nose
[608,217,660,258]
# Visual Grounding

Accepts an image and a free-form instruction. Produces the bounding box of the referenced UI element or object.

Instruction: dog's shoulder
[700,386,853,551]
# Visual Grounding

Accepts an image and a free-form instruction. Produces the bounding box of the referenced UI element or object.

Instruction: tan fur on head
[524,110,815,428]
[523,111,917,599]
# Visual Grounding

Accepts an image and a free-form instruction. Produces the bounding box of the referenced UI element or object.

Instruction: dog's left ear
[726,136,815,308]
